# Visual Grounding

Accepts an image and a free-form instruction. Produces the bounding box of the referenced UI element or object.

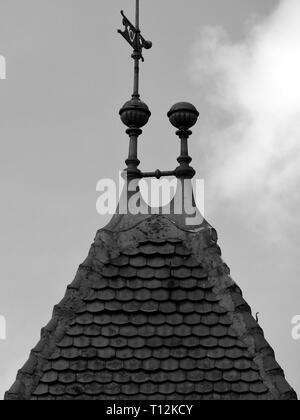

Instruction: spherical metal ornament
[167,102,199,130]
[120,98,151,129]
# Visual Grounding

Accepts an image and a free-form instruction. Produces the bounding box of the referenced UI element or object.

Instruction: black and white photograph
[0,0,299,406]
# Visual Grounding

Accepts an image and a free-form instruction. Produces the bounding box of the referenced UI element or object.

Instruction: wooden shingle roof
[5,207,297,400]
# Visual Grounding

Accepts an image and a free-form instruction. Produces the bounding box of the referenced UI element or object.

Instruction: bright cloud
[191,0,300,239]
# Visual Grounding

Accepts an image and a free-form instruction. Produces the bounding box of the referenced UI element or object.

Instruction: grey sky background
[1,0,299,398]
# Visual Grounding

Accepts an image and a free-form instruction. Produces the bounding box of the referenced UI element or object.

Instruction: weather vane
[118,0,152,99]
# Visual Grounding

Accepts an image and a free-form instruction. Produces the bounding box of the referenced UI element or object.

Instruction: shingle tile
[188,290,205,301]
[192,267,208,279]
[66,325,83,337]
[111,255,129,267]
[153,348,170,360]
[49,384,66,396]
[134,348,152,360]
[166,313,184,325]
[134,289,152,301]
[159,302,176,314]
[157,325,173,337]
[232,382,249,393]
[102,266,119,278]
[249,382,268,394]
[148,257,165,268]
[119,267,137,278]
[105,383,121,396]
[151,371,168,383]
[110,278,126,289]
[205,370,223,382]
[161,359,179,372]
[40,371,58,384]
[146,336,163,348]
[140,383,158,395]
[93,314,111,325]
[174,325,191,337]
[173,268,192,279]
[130,314,148,325]
[152,289,169,302]
[223,370,241,382]
[121,383,139,396]
[155,268,170,279]
[58,336,73,348]
[175,245,191,256]
[88,360,106,371]
[138,325,156,337]
[77,372,94,384]
[73,336,90,348]
[60,348,80,359]
[225,348,245,360]
[215,359,234,371]
[86,302,105,313]
[106,360,123,371]
[170,348,187,359]
[52,360,70,372]
[241,371,260,383]
[113,372,131,383]
[214,381,231,394]
[33,384,49,396]
[91,336,110,348]
[97,347,115,359]
[141,301,159,313]
[138,267,155,279]
[99,289,115,301]
[116,348,134,360]
[130,256,147,268]
[69,360,88,372]
[128,337,145,349]
[187,370,205,382]
[119,325,138,337]
[195,381,214,394]
[131,372,149,384]
[177,382,195,394]
[143,358,160,371]
[171,290,187,301]
[159,382,176,395]
[192,325,210,337]
[85,324,101,337]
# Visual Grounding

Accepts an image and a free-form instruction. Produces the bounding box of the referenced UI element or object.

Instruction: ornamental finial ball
[167,102,200,130]
[119,98,151,129]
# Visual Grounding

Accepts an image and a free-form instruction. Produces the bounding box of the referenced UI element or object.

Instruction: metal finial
[168,102,200,179]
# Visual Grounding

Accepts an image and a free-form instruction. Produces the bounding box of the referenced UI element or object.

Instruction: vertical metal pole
[132,0,140,99]
[135,0,140,30]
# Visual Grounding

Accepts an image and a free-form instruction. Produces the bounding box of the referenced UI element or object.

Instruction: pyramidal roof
[5,185,297,400]
[6,1,297,401]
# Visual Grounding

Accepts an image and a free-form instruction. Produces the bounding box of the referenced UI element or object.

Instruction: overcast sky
[1,0,299,398]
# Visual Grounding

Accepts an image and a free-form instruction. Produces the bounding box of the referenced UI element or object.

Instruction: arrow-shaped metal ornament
[118,10,152,61]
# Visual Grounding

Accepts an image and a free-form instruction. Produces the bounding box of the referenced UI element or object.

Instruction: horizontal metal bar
[141,170,176,179]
